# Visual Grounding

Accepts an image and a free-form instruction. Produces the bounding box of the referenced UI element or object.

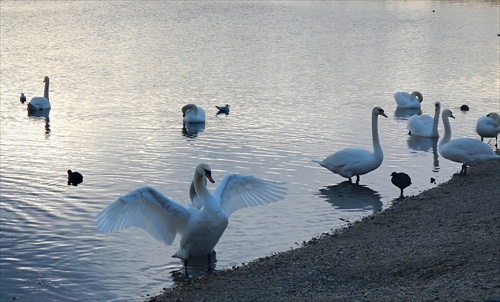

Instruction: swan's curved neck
[372,113,383,159]
[440,115,452,147]
[44,80,49,100]
[431,107,440,137]
[193,171,215,209]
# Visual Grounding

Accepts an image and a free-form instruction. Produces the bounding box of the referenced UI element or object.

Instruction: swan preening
[27,76,51,111]
[476,112,500,148]
[407,101,441,138]
[439,109,500,175]
[96,163,287,274]
[312,106,387,184]
[394,91,423,109]
[182,104,206,123]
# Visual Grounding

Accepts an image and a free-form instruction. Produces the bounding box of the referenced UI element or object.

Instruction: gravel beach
[150,159,500,302]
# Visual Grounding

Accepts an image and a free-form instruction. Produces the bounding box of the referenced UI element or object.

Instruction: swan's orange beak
[206,171,215,183]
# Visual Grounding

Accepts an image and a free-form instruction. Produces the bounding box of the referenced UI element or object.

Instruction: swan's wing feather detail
[96,186,192,245]
[213,174,287,216]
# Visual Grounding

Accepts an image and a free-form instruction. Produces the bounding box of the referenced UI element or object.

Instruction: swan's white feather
[440,138,499,165]
[182,104,206,123]
[394,91,423,109]
[476,113,500,139]
[312,148,379,178]
[213,174,287,216]
[407,102,441,137]
[96,186,192,245]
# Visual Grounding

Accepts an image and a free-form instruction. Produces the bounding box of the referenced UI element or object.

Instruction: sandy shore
[149,159,500,302]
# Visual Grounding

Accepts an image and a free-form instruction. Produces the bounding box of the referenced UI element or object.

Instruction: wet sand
[150,159,500,302]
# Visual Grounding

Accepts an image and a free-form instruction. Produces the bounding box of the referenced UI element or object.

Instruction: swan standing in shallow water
[312,106,387,184]
[394,91,423,109]
[476,112,500,148]
[439,109,500,175]
[96,163,287,274]
[182,104,206,123]
[407,101,441,137]
[27,76,51,111]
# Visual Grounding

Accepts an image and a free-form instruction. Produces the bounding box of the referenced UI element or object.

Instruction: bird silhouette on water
[391,172,412,198]
[67,170,83,186]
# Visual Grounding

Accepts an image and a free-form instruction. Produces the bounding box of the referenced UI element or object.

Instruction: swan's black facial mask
[205,169,215,183]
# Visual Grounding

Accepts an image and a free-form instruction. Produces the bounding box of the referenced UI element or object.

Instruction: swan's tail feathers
[311,159,326,168]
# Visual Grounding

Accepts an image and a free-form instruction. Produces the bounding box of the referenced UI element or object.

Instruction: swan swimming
[182,104,206,123]
[439,109,500,175]
[95,163,287,274]
[27,76,51,111]
[407,101,441,138]
[475,112,500,148]
[312,106,387,184]
[394,91,423,109]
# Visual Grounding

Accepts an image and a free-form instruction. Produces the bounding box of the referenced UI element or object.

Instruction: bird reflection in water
[27,109,51,134]
[170,250,217,282]
[316,181,383,214]
[393,107,422,120]
[182,122,205,138]
[407,135,439,172]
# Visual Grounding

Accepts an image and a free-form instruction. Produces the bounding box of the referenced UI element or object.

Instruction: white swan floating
[476,112,500,148]
[27,76,51,111]
[312,106,387,184]
[95,163,287,274]
[439,109,500,175]
[407,101,441,138]
[394,91,423,109]
[182,104,206,123]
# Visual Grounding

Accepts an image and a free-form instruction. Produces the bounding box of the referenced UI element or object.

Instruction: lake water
[1,1,498,301]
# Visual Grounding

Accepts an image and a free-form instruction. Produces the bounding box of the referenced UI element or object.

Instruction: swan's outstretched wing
[213,174,287,216]
[96,186,192,245]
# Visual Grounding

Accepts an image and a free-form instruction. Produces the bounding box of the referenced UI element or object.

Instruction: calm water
[1,1,498,301]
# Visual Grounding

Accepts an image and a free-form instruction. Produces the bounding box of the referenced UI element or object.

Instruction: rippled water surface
[1,1,498,301]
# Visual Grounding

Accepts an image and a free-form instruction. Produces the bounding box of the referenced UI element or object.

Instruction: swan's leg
[206,253,212,273]
[183,259,189,275]
[460,164,467,175]
[400,188,404,198]
[348,177,352,183]
[355,175,360,184]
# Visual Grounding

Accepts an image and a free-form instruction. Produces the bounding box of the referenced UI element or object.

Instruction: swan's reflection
[317,181,382,214]
[182,122,205,138]
[393,108,421,120]
[27,110,51,134]
[170,251,217,283]
[407,136,439,171]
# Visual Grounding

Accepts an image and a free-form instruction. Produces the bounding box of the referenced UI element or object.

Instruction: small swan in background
[20,93,26,103]
[407,101,441,137]
[312,106,387,184]
[476,112,500,148]
[394,91,423,109]
[67,170,83,186]
[390,172,412,198]
[28,76,51,111]
[182,104,205,123]
[95,163,287,275]
[215,104,230,115]
[439,109,500,175]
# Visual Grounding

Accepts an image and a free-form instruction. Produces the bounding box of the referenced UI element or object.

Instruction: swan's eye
[378,109,384,114]
[204,169,211,177]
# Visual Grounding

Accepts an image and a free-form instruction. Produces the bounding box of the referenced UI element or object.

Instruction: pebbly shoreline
[149,159,500,302]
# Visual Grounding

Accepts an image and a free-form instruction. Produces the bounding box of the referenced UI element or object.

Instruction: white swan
[27,76,51,111]
[182,104,205,123]
[95,163,287,274]
[476,112,500,148]
[394,91,423,109]
[312,106,387,184]
[439,109,500,175]
[407,101,441,137]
